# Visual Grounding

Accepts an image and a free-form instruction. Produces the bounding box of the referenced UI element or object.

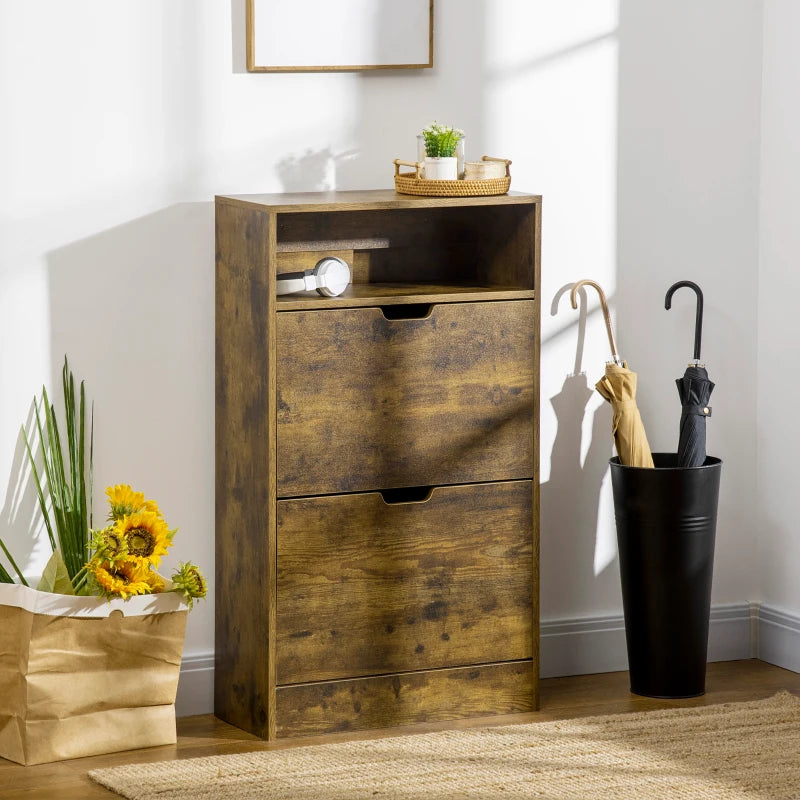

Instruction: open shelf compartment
[274,202,537,309]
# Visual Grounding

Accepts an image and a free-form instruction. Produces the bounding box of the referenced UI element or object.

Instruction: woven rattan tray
[393,156,511,197]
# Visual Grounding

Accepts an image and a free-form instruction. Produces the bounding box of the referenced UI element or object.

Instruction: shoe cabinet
[215,190,541,739]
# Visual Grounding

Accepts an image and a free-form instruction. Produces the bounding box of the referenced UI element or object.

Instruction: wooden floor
[2,659,799,799]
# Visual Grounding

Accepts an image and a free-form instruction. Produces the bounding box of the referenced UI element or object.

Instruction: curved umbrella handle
[664,280,703,361]
[570,279,622,365]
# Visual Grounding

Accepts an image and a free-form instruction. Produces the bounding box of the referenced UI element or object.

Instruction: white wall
[614,0,762,609]
[758,0,800,616]
[490,0,763,618]
[0,0,766,686]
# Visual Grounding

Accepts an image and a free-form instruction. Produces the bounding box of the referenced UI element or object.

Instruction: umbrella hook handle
[664,280,703,361]
[570,279,622,366]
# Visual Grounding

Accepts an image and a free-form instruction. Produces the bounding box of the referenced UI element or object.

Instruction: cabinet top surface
[216,189,541,213]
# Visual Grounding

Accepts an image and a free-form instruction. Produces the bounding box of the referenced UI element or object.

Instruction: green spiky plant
[0,357,93,594]
[421,121,464,158]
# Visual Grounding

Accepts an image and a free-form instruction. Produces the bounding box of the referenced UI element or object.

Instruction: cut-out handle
[379,486,434,504]
[379,304,434,320]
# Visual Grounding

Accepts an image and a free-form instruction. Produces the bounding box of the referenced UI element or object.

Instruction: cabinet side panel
[532,200,542,710]
[215,200,275,738]
[481,203,537,290]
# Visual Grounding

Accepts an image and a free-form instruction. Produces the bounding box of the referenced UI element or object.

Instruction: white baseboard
[540,603,753,679]
[175,602,799,717]
[757,604,800,673]
[176,653,214,718]
[539,612,629,677]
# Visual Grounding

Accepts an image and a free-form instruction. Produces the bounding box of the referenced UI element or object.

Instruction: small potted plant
[420,121,464,180]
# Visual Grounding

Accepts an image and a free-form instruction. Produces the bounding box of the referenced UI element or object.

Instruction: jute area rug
[89,692,800,800]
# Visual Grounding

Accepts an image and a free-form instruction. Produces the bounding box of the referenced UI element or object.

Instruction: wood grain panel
[531,198,542,710]
[276,208,479,285]
[276,300,535,497]
[276,481,534,684]
[479,204,536,290]
[275,284,535,311]
[275,249,354,274]
[276,206,474,247]
[276,660,535,737]
[215,201,276,739]
[218,190,541,214]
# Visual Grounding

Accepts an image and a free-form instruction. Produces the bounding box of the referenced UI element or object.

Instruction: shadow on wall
[44,203,215,649]
[346,0,488,190]
[269,1,490,193]
[231,0,246,73]
[276,148,360,192]
[614,0,762,601]
[539,284,618,612]
[0,412,39,581]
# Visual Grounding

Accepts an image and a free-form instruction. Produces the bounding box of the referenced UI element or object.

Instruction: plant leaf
[0,533,29,586]
[22,359,94,585]
[0,556,15,584]
[78,378,87,553]
[27,405,57,552]
[36,550,75,595]
[89,401,94,530]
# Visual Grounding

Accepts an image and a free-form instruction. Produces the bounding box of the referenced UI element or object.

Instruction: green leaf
[78,379,88,554]
[0,534,29,586]
[89,402,94,530]
[0,558,14,584]
[20,357,94,585]
[27,405,57,552]
[36,550,75,595]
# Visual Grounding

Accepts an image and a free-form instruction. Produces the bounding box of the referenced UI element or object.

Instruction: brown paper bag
[0,583,188,765]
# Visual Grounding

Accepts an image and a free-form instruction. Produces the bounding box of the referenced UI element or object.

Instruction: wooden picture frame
[246,0,434,72]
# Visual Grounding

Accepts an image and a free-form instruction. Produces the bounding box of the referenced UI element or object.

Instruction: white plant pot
[424,157,458,181]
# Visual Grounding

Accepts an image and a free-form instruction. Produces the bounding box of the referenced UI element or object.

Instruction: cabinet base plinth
[275,660,537,738]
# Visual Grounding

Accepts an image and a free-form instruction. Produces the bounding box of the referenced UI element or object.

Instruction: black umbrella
[665,281,714,467]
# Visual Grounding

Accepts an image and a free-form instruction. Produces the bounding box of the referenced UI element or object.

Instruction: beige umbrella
[571,280,654,468]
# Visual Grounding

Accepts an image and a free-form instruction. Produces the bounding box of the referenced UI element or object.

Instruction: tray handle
[394,159,422,179]
[482,156,512,177]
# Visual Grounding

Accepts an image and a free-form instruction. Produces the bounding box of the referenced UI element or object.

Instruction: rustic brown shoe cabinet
[215,190,541,739]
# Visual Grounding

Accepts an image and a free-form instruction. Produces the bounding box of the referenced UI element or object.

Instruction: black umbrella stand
[610,453,722,698]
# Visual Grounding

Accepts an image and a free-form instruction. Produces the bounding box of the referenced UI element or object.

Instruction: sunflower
[105,484,146,521]
[143,570,167,593]
[90,559,152,599]
[142,498,165,519]
[114,510,172,567]
[88,525,128,564]
[171,562,207,608]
